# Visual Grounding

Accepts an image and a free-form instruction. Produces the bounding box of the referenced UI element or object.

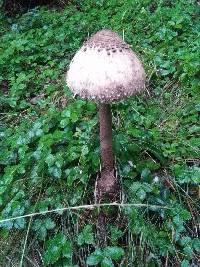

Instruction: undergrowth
[0,0,199,266]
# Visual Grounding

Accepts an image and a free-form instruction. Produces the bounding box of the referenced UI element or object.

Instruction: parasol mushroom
[66,29,145,202]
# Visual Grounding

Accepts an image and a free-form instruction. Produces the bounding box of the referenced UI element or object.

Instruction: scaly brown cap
[66,29,145,102]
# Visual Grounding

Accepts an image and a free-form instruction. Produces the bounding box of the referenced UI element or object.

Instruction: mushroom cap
[66,29,145,102]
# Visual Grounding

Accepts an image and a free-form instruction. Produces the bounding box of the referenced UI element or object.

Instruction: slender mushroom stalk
[98,103,118,202]
[99,103,114,173]
[66,29,146,244]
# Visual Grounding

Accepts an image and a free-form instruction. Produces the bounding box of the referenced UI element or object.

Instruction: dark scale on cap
[83,47,87,52]
[86,31,128,51]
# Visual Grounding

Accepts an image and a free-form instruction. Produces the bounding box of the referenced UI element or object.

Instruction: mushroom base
[97,169,120,202]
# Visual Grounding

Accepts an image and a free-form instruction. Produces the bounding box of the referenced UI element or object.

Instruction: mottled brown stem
[97,104,119,247]
[97,103,119,202]
[99,103,114,171]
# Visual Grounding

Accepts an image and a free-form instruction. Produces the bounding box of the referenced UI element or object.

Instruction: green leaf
[109,226,123,244]
[101,257,114,267]
[44,244,61,264]
[62,241,72,258]
[141,168,151,181]
[0,220,13,230]
[183,246,194,258]
[49,166,62,178]
[192,238,200,252]
[104,246,124,261]
[45,218,55,230]
[44,233,72,264]
[77,225,94,245]
[45,154,55,166]
[181,260,190,267]
[38,226,47,240]
[14,218,25,229]
[81,145,89,156]
[86,249,103,265]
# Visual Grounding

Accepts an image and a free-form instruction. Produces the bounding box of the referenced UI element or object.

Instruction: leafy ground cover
[0,0,199,266]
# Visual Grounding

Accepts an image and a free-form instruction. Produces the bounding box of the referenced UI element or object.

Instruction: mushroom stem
[99,103,114,172]
[98,103,115,247]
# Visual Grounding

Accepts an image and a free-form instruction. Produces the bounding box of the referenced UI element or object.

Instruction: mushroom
[66,29,145,202]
